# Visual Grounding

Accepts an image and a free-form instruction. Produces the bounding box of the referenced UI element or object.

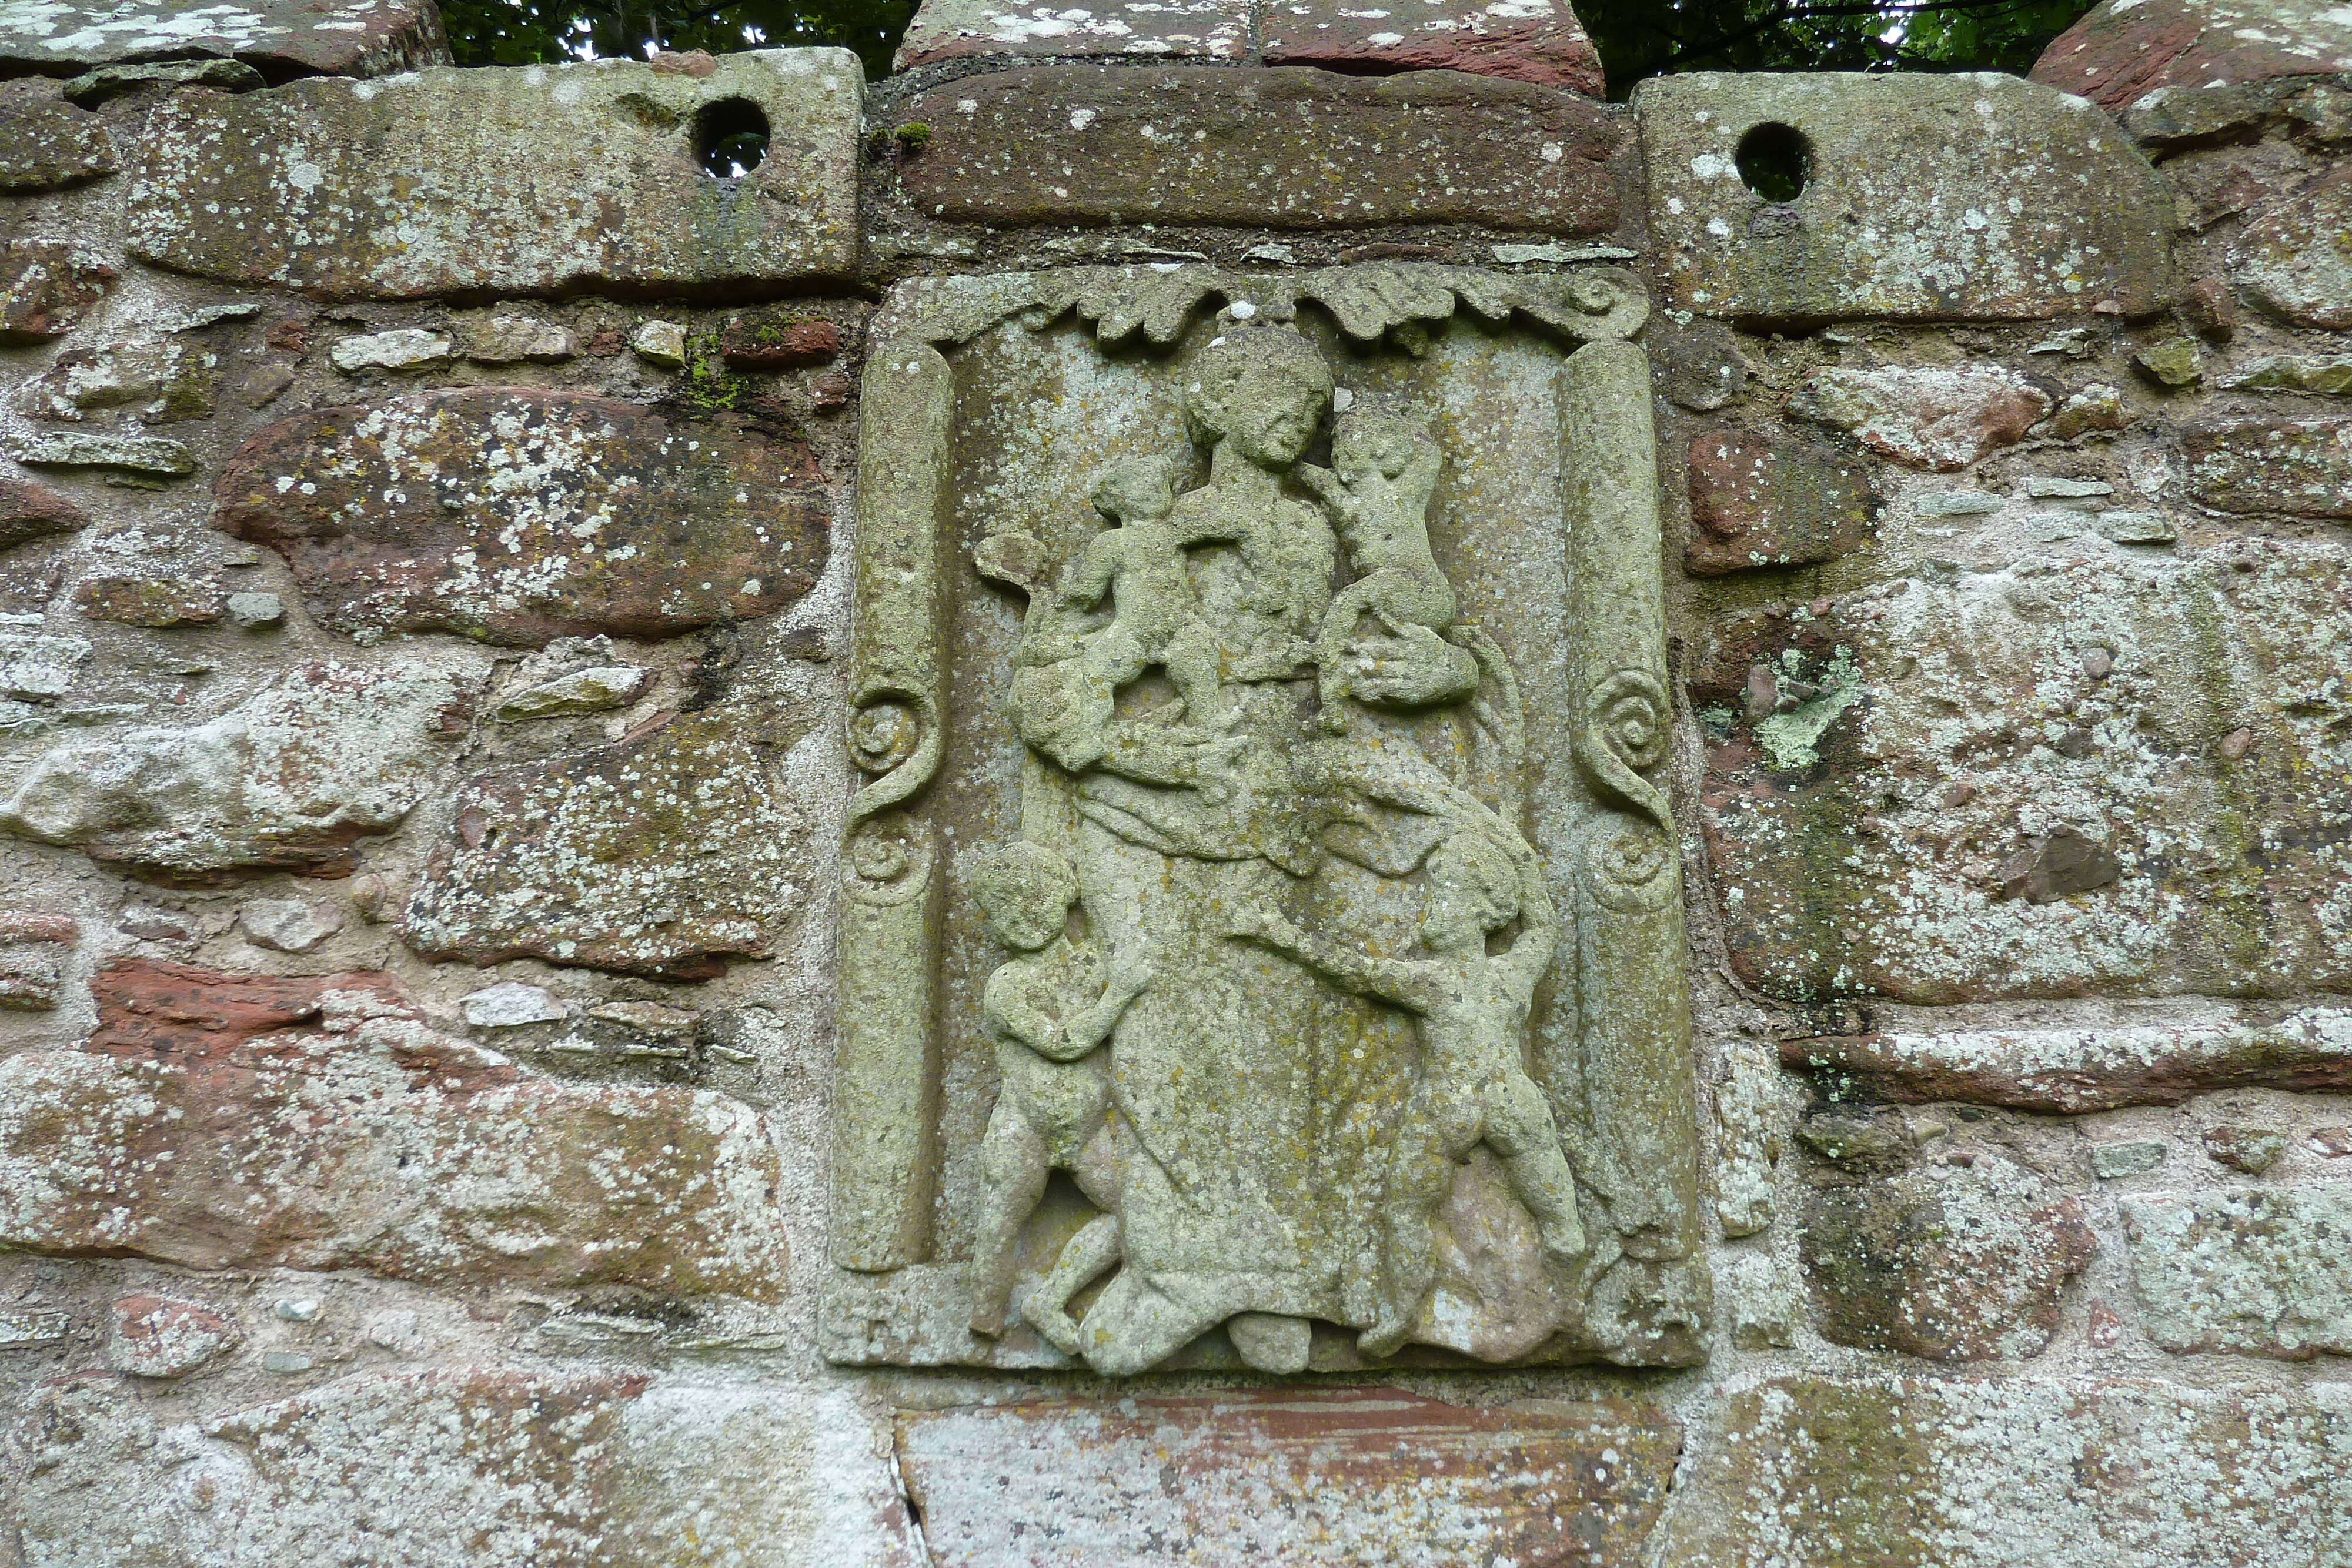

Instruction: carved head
[1182,327,1333,469]
[970,840,1078,951]
[1329,410,1429,487]
[1089,455,1177,525]
[1422,827,1521,953]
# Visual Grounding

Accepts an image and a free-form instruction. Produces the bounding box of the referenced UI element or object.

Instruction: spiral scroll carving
[844,690,940,838]
[1574,668,1678,910]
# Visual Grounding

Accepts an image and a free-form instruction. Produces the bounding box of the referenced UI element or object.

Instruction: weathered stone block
[1655,1376,2352,1567]
[895,0,1248,66]
[0,93,114,192]
[0,960,790,1296]
[1781,1005,2352,1112]
[1261,0,1605,92]
[126,51,861,300]
[18,1371,923,1568]
[401,702,814,978]
[2185,416,2352,516]
[2033,0,2352,111]
[1788,365,2052,470]
[0,660,480,880]
[1685,430,1876,574]
[108,1294,238,1378]
[897,1389,1680,1567]
[0,476,85,550]
[1639,72,2175,323]
[0,0,447,79]
[896,66,1623,232]
[0,911,75,1011]
[9,430,192,476]
[1802,1152,2095,1360]
[214,389,828,647]
[2234,166,2352,329]
[1696,541,2352,1003]
[0,239,114,345]
[2124,1183,2352,1357]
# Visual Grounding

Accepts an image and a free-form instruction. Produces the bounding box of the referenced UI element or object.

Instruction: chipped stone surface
[0,960,790,1295]
[719,312,842,370]
[1261,0,1606,92]
[1697,541,2352,1004]
[1639,72,2176,323]
[326,326,451,372]
[2090,1138,2167,1178]
[1783,1007,2352,1111]
[0,239,114,345]
[126,52,861,300]
[894,0,1248,66]
[1788,366,2052,471]
[236,895,343,951]
[1803,1151,2096,1359]
[0,93,115,193]
[896,65,1623,232]
[108,1293,238,1378]
[22,337,222,424]
[2033,0,2352,110]
[0,0,449,79]
[466,315,578,365]
[460,979,567,1027]
[1656,1375,2352,1566]
[1685,430,1877,574]
[897,1389,1682,1567]
[2185,416,2352,515]
[496,665,649,720]
[71,573,224,626]
[0,660,478,880]
[215,389,826,648]
[2124,1183,2352,1357]
[402,702,813,978]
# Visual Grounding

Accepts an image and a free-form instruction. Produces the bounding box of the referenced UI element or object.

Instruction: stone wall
[0,0,2346,1563]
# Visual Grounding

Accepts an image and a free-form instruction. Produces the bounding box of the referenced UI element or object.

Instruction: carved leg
[1484,1071,1587,1262]
[1020,1212,1121,1356]
[1361,1108,1455,1358]
[968,1105,1050,1338]
[1163,618,1234,733]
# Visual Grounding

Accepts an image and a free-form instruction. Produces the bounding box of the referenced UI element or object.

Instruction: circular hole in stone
[1734,122,1812,203]
[694,98,770,178]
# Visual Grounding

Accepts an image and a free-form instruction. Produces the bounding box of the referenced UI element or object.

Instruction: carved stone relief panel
[824,264,1706,1373]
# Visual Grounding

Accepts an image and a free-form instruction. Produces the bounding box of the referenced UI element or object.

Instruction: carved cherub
[1299,411,1457,731]
[967,840,1150,1341]
[1056,455,1232,733]
[1229,814,1583,1357]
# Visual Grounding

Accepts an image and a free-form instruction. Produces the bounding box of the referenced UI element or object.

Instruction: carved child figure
[1231,814,1583,1356]
[1299,411,1456,730]
[1058,455,1233,733]
[967,840,1150,1340]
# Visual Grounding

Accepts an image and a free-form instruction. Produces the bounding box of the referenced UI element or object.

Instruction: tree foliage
[438,0,916,78]
[437,0,2097,88]
[1582,1,2098,93]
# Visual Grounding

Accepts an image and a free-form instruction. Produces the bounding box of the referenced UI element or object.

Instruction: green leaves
[439,0,918,78]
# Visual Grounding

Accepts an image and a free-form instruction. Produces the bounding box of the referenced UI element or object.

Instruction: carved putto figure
[968,319,1588,1373]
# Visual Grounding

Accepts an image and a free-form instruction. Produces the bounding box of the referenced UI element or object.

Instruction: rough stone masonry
[0,0,2344,1563]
